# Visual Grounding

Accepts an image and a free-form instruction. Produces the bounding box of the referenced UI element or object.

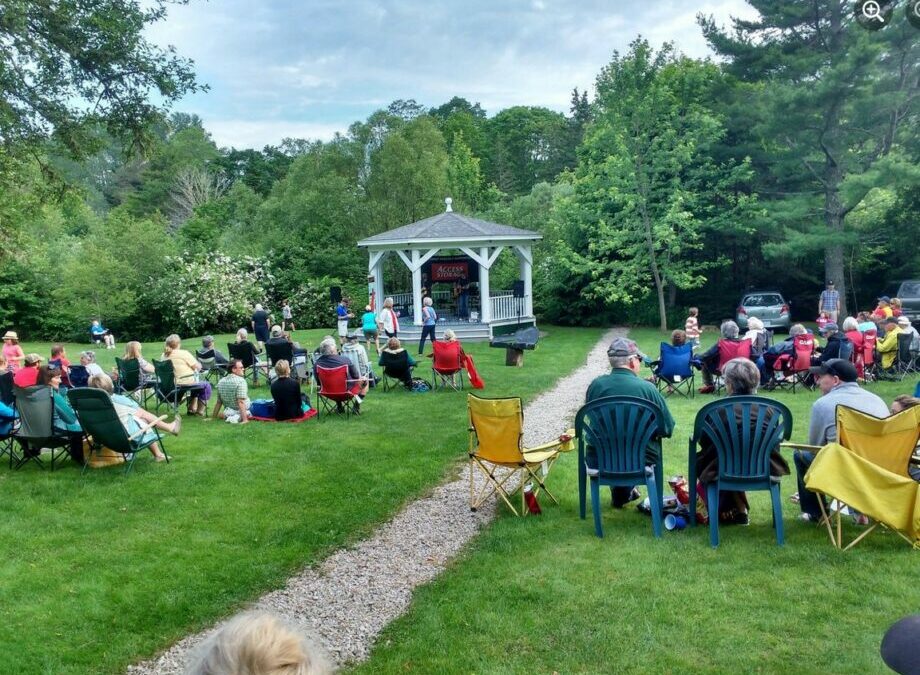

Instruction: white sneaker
[354,395,363,404]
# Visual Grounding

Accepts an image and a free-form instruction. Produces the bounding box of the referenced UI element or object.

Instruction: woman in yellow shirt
[161,334,212,415]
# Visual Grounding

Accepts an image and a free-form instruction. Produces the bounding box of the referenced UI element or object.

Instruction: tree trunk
[824,171,847,317]
[668,281,677,309]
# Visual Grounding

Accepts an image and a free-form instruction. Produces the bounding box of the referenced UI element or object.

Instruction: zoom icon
[907,1,920,28]
[854,0,893,30]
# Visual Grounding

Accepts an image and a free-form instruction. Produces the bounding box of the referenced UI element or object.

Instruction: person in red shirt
[13,353,43,387]
[49,343,72,384]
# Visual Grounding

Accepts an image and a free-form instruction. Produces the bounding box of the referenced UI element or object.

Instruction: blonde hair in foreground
[186,611,331,675]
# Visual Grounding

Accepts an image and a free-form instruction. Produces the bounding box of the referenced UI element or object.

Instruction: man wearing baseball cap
[875,316,903,372]
[818,280,840,324]
[897,315,920,352]
[814,322,851,364]
[585,336,675,508]
[13,353,44,387]
[793,358,888,522]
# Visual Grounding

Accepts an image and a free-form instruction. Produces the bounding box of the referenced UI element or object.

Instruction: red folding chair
[789,333,817,392]
[431,340,464,391]
[714,338,752,395]
[315,365,361,417]
[862,331,878,382]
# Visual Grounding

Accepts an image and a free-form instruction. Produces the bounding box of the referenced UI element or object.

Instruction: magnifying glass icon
[862,0,885,22]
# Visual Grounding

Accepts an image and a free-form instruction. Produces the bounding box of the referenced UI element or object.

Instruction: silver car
[736,291,791,331]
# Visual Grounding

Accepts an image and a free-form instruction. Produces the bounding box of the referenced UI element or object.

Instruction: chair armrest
[127,415,168,441]
[780,442,822,452]
[525,428,576,454]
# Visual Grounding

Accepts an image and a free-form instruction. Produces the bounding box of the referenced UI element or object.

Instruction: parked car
[736,291,791,331]
[881,280,920,324]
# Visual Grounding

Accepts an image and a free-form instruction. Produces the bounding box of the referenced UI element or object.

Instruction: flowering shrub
[284,276,341,329]
[146,253,274,335]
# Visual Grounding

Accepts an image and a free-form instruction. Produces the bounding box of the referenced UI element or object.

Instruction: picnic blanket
[250,409,317,423]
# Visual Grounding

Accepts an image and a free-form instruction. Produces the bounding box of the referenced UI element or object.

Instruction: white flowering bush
[146,253,274,334]
[285,276,340,329]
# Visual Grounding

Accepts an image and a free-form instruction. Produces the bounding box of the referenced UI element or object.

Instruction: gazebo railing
[490,293,525,321]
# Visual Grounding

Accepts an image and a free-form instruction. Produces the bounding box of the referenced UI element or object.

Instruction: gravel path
[129,328,620,674]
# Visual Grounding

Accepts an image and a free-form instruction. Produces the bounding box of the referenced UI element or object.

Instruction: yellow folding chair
[468,394,574,516]
[804,405,920,550]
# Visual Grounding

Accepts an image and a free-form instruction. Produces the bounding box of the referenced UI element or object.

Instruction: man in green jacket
[586,336,676,507]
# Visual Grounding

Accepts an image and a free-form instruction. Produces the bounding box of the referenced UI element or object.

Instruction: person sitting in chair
[13,353,43,387]
[876,317,903,373]
[39,365,85,463]
[342,332,373,381]
[161,334,211,416]
[197,336,229,367]
[378,337,416,388]
[698,320,747,394]
[314,337,368,409]
[80,350,105,379]
[694,358,789,526]
[90,319,115,349]
[585,337,675,507]
[816,323,850,364]
[89,373,175,460]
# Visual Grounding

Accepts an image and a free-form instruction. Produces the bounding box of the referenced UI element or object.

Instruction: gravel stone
[128,329,620,674]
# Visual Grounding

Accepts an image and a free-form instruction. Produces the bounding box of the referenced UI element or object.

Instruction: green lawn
[353,327,920,675]
[0,326,603,674]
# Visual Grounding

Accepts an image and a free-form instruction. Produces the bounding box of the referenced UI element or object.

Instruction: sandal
[171,415,182,436]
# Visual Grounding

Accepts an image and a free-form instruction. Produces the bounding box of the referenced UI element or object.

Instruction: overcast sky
[144,0,758,149]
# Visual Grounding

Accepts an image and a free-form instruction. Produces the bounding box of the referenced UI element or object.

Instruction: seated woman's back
[271,376,303,420]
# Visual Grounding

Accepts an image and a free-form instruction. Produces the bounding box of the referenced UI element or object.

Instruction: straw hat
[24,353,43,365]
[2,330,18,341]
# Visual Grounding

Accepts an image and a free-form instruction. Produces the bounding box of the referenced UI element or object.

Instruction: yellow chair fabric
[467,394,574,516]
[804,405,920,549]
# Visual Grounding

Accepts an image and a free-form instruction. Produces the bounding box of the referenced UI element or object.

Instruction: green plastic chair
[152,359,188,414]
[12,385,74,470]
[67,388,167,475]
[115,357,153,407]
[576,395,667,539]
[688,395,793,547]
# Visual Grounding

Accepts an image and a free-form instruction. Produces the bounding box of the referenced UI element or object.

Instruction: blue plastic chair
[654,342,695,398]
[576,396,666,539]
[687,395,793,547]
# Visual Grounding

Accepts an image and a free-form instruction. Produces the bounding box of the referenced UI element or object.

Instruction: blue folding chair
[688,396,793,547]
[653,342,695,398]
[576,396,666,539]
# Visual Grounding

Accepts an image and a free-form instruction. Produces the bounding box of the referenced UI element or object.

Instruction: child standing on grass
[685,307,702,349]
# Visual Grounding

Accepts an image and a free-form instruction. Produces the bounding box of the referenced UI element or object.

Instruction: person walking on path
[819,280,841,324]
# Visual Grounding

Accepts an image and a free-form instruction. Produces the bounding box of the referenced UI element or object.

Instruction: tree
[484,106,576,195]
[701,1,920,316]
[447,131,497,213]
[563,40,758,330]
[366,116,449,230]
[170,166,229,226]
[0,0,202,163]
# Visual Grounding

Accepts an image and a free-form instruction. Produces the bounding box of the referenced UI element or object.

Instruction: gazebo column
[514,245,534,317]
[479,246,492,323]
[411,249,423,325]
[368,250,385,311]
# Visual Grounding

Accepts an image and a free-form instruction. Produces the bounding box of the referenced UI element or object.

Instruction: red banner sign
[430,261,469,282]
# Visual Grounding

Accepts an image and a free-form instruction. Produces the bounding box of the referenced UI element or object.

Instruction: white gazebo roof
[357,210,541,249]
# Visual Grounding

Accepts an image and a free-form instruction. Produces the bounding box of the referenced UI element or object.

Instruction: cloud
[146,0,759,148]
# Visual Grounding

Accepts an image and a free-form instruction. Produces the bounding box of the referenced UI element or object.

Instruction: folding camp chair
[115,357,154,407]
[576,396,666,537]
[0,371,13,405]
[152,359,207,416]
[68,365,90,389]
[788,334,817,392]
[469,394,574,517]
[196,350,226,385]
[894,333,919,380]
[801,405,920,550]
[315,365,361,418]
[861,332,879,382]
[653,342,695,398]
[0,401,20,469]
[714,339,752,395]
[68,388,169,475]
[267,341,311,385]
[431,340,464,391]
[227,342,261,384]
[12,385,74,470]
[688,396,792,547]
[379,350,414,391]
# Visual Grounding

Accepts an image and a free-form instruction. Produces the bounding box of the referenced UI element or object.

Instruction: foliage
[146,253,272,335]
[0,0,202,163]
[282,276,345,329]
[560,40,758,330]
[701,0,920,314]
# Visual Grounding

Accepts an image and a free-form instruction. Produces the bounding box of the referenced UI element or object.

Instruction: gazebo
[357,199,541,341]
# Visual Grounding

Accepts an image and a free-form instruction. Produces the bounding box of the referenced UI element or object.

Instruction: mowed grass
[353,327,920,675]
[0,326,603,674]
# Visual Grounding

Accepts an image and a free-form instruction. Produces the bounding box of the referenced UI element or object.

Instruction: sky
[144,0,759,149]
